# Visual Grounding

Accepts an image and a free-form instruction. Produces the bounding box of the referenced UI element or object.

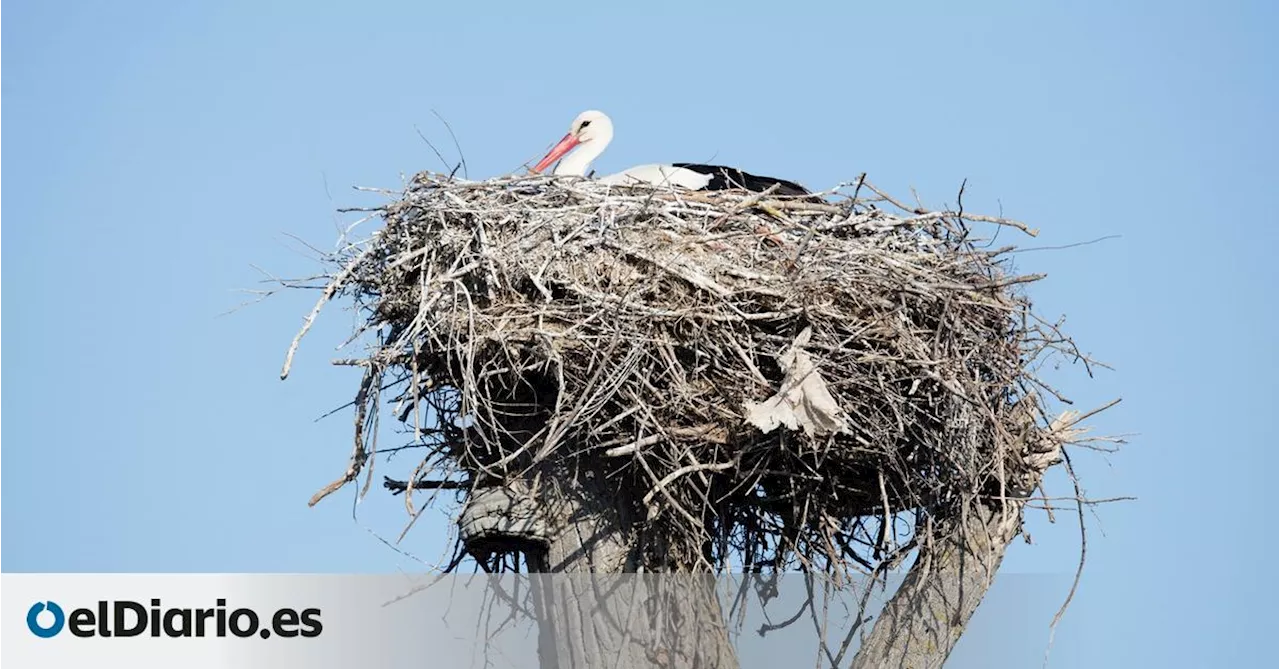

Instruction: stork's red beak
[532,133,580,173]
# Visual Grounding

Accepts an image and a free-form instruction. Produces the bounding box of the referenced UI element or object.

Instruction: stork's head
[532,110,614,175]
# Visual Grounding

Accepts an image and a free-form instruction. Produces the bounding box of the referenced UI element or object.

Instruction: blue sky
[3,1,1276,666]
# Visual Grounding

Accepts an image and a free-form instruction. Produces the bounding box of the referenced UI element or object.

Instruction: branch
[280,243,377,380]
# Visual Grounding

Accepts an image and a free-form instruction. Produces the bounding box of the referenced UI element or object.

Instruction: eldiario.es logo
[27,599,322,639]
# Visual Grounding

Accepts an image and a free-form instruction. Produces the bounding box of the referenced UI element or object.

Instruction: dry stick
[875,470,893,559]
[707,183,781,231]
[605,241,732,298]
[308,366,376,506]
[404,457,429,517]
[430,109,469,180]
[358,381,382,500]
[1061,397,1122,430]
[604,434,662,458]
[642,460,736,507]
[595,181,844,215]
[280,243,377,380]
[1044,450,1088,668]
[860,182,1039,237]
[633,451,706,536]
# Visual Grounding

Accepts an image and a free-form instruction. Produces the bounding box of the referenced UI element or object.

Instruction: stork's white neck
[553,129,613,176]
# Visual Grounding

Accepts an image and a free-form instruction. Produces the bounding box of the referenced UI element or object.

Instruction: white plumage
[595,164,714,190]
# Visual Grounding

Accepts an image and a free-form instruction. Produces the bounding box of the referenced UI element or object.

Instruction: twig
[431,109,469,180]
[642,461,736,507]
[604,434,662,457]
[280,243,377,380]
[1044,451,1088,667]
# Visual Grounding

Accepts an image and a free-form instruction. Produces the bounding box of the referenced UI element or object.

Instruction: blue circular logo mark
[27,601,65,638]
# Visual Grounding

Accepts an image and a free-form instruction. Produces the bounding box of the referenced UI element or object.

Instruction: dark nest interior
[282,171,1094,579]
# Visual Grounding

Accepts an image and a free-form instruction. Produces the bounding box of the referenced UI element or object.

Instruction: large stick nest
[287,171,1086,575]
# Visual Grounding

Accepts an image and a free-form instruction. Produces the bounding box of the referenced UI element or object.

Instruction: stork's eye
[579,120,592,129]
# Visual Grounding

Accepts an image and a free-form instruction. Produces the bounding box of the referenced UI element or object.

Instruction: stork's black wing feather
[671,163,812,197]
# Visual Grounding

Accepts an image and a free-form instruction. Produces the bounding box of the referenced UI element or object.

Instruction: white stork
[530,110,812,196]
